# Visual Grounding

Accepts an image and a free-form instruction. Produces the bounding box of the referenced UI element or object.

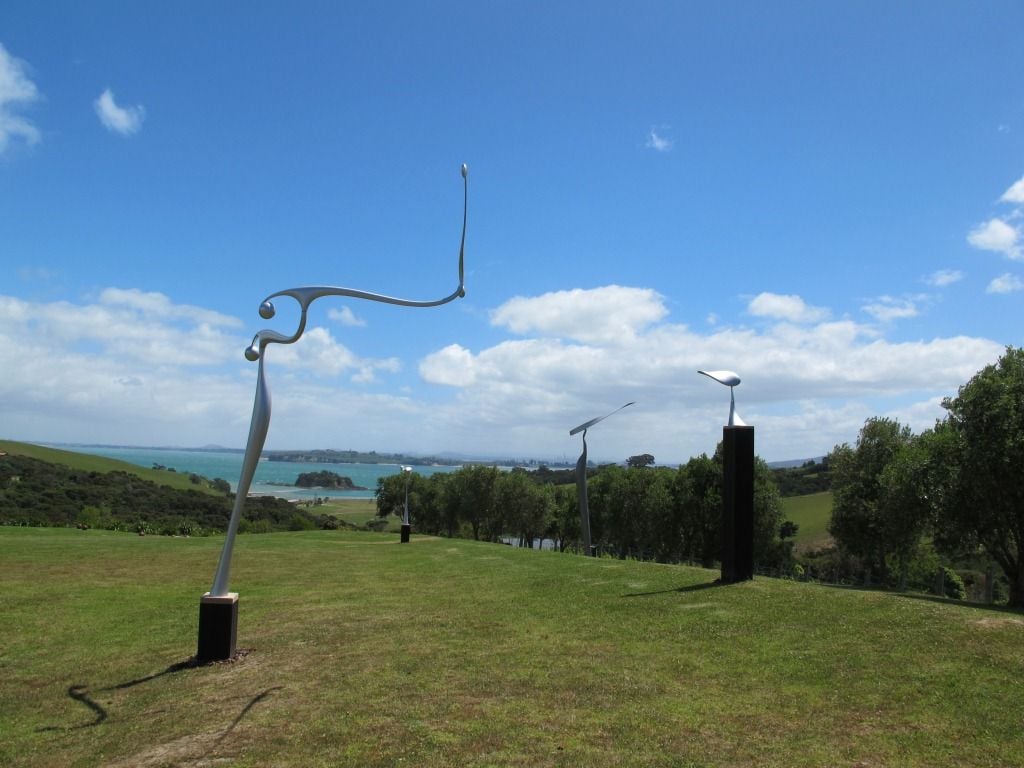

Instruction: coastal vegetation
[293,470,366,490]
[0,442,333,536]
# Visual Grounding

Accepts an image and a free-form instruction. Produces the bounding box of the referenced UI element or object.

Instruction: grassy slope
[2,527,1022,767]
[0,440,223,496]
[782,491,833,553]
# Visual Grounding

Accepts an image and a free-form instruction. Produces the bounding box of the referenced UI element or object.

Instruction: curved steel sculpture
[208,165,469,597]
[569,402,634,557]
[698,369,745,427]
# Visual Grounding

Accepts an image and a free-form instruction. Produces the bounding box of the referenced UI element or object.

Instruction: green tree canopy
[936,346,1024,607]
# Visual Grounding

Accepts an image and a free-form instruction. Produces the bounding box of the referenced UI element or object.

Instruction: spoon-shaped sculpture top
[698,369,745,427]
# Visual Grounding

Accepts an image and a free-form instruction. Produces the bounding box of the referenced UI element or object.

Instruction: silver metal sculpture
[401,465,413,527]
[569,402,634,557]
[698,370,745,426]
[207,164,468,597]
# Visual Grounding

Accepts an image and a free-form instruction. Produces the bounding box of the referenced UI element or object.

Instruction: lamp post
[196,164,469,662]
[698,370,753,583]
[400,465,413,543]
[569,402,634,557]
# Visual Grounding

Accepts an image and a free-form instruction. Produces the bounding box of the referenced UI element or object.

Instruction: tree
[828,417,914,581]
[936,347,1024,607]
[877,425,952,588]
[627,453,655,469]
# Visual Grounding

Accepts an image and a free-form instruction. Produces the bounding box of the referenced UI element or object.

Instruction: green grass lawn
[2,527,1022,767]
[781,491,833,553]
[0,440,223,496]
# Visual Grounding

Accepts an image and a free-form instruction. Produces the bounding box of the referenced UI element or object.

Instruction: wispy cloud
[327,306,366,327]
[987,273,1024,294]
[645,126,673,152]
[925,269,963,287]
[1002,175,1024,205]
[861,295,921,323]
[747,292,828,324]
[967,174,1024,262]
[967,217,1021,260]
[94,88,145,135]
[0,43,41,153]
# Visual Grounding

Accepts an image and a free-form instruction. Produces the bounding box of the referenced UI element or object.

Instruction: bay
[56,445,460,500]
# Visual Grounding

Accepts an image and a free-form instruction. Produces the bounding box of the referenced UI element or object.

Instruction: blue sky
[2,2,1022,463]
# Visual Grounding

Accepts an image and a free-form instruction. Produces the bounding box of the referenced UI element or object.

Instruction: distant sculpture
[569,402,634,557]
[208,165,468,597]
[698,370,744,427]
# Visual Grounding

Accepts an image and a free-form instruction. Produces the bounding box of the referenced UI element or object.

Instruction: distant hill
[0,440,332,535]
[0,440,226,495]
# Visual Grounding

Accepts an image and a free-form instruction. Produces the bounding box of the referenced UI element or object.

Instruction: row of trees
[828,347,1024,607]
[376,448,791,570]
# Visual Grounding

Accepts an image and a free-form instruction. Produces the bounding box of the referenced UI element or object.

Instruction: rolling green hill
[2,527,1022,767]
[781,491,833,553]
[0,440,224,495]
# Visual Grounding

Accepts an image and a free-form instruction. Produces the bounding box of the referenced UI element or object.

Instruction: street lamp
[196,164,469,662]
[698,369,753,583]
[400,465,413,543]
[569,402,634,557]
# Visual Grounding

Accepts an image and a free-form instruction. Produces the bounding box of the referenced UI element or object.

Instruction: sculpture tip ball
[461,164,468,178]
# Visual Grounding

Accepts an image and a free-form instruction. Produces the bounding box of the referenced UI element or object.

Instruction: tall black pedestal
[197,592,238,661]
[400,523,411,543]
[722,425,754,583]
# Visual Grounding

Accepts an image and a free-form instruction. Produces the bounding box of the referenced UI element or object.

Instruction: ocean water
[56,445,460,500]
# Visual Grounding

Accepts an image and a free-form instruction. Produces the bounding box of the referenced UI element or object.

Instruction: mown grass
[2,526,1022,767]
[0,440,223,496]
[781,491,833,553]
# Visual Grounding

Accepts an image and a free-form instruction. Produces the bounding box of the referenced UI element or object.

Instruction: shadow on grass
[36,685,109,731]
[623,579,726,598]
[36,651,253,733]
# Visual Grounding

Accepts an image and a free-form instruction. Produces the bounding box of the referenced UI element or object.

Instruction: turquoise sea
[56,445,460,500]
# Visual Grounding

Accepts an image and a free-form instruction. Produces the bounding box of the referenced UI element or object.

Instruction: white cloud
[99,287,240,327]
[327,306,366,327]
[490,285,668,344]
[967,217,1021,260]
[861,295,919,323]
[94,88,145,135]
[986,273,1024,294]
[925,269,963,287]
[645,127,673,152]
[747,292,829,324]
[420,284,1003,461]
[0,285,1008,465]
[0,43,41,153]
[1001,175,1024,205]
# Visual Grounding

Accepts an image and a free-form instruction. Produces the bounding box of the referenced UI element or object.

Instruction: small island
[294,471,368,490]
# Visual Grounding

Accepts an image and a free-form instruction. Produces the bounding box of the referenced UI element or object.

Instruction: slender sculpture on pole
[569,402,634,557]
[400,465,413,543]
[698,369,754,583]
[197,165,469,661]
[698,370,745,426]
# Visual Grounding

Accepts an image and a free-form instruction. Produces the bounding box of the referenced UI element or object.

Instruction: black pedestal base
[197,592,238,661]
[400,524,411,543]
[722,426,755,584]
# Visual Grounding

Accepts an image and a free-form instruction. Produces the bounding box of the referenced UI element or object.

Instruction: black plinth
[400,523,411,543]
[722,425,754,583]
[197,592,238,661]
